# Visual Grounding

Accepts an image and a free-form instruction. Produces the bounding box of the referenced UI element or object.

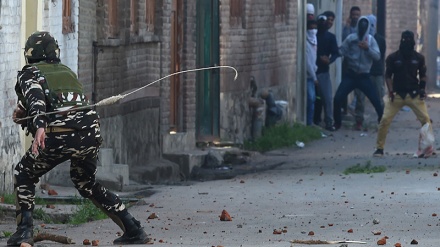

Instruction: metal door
[196,0,220,142]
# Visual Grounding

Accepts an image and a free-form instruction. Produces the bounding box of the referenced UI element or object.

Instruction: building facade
[0,0,432,192]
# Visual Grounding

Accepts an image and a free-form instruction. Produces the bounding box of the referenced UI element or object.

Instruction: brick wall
[78,0,97,99]
[218,0,297,142]
[85,0,165,166]
[385,0,418,57]
[0,1,23,193]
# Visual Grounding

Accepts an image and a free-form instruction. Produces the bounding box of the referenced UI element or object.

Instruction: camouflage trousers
[14,127,127,218]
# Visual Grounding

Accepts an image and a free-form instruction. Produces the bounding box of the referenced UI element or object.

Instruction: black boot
[113,213,150,245]
[7,211,34,246]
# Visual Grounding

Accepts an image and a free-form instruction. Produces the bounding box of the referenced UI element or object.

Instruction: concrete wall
[0,1,23,193]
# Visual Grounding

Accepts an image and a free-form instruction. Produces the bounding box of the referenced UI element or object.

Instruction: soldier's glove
[388,91,395,102]
[12,106,27,125]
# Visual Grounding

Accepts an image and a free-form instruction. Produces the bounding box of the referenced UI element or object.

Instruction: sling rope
[16,65,238,122]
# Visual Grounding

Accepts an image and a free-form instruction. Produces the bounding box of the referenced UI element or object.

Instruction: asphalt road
[2,96,440,246]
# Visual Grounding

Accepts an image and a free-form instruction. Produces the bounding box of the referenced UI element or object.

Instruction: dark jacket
[316,30,340,74]
[370,33,386,76]
[385,50,426,96]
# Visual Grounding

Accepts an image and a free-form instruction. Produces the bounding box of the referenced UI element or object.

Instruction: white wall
[41,0,79,73]
[0,0,23,192]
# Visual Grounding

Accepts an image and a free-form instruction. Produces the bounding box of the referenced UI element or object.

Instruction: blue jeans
[333,71,383,126]
[307,78,316,125]
[353,75,386,123]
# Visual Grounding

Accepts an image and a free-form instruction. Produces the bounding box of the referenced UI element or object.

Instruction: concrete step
[162,150,208,180]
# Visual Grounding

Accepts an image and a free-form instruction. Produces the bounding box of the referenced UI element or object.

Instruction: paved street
[2,95,440,246]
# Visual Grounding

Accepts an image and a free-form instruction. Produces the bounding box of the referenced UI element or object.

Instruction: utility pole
[426,0,438,89]
[376,0,386,38]
[296,0,306,124]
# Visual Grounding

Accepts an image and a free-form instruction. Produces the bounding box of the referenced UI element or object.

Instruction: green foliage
[343,161,387,175]
[67,199,108,225]
[244,122,322,152]
[33,208,54,223]
[1,193,47,205]
[2,231,12,237]
[0,193,15,204]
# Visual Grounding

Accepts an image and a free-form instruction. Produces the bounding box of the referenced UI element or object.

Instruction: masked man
[332,16,383,130]
[373,30,431,157]
[8,31,150,246]
[313,14,340,131]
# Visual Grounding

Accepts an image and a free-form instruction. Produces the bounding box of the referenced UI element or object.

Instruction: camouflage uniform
[8,31,149,246]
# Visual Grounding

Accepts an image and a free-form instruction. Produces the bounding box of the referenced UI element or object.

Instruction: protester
[333,16,383,130]
[353,14,387,130]
[307,3,315,20]
[340,6,361,116]
[374,30,431,157]
[342,6,361,41]
[8,31,150,246]
[313,13,340,131]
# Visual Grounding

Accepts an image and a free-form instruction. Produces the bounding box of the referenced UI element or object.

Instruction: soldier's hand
[388,91,395,102]
[420,89,426,100]
[32,128,46,156]
[12,106,26,125]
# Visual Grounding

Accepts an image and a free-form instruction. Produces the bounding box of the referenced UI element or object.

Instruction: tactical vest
[35,62,90,112]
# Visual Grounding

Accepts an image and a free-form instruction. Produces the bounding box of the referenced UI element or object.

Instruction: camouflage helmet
[24,31,60,63]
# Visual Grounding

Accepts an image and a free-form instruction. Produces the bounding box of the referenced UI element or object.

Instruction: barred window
[230,0,244,28]
[62,0,74,34]
[109,0,119,37]
[274,0,286,23]
[146,0,155,32]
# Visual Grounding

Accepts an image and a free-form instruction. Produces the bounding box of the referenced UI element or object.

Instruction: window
[62,0,73,34]
[131,0,139,34]
[230,0,244,28]
[109,0,119,37]
[274,0,286,23]
[146,0,155,32]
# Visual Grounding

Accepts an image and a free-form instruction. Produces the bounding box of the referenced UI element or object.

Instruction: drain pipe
[92,41,98,105]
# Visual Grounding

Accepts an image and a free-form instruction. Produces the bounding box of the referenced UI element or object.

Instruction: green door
[196,0,220,142]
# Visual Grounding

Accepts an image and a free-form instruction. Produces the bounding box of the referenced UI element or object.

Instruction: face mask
[399,32,415,53]
[307,29,317,36]
[400,40,415,51]
[307,29,317,45]
[357,19,368,40]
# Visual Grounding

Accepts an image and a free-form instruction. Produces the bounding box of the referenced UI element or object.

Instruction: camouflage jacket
[15,62,99,135]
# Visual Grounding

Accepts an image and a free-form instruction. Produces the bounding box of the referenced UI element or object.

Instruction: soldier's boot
[113,213,151,245]
[7,211,34,246]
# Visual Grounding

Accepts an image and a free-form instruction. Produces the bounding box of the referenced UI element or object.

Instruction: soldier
[8,31,149,246]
